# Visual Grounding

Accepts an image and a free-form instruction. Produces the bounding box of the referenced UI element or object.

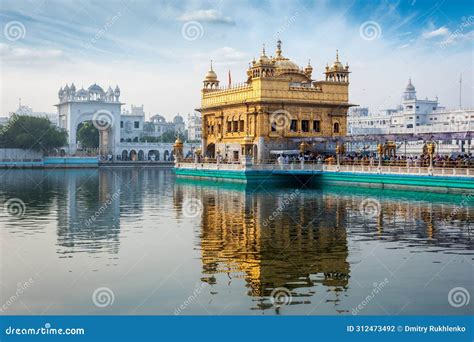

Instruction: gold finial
[276,39,282,57]
[308,59,311,66]
[262,43,266,56]
[336,49,339,62]
[210,60,213,71]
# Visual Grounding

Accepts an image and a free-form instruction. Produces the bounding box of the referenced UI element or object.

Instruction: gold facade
[199,41,352,160]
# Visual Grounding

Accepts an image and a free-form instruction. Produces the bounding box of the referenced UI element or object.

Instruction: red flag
[228,70,231,87]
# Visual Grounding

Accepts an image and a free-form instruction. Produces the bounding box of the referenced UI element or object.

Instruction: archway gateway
[56,83,122,156]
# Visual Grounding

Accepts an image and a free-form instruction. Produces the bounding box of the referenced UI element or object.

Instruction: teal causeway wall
[174,168,474,193]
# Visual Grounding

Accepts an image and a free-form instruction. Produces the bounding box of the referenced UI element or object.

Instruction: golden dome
[204,60,218,81]
[272,40,300,72]
[257,44,272,65]
[205,69,217,81]
[330,50,345,72]
[275,59,300,71]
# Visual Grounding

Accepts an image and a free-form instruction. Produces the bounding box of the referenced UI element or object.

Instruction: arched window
[333,122,340,134]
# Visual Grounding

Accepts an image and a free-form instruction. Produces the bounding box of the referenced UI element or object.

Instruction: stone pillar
[201,137,207,156]
[257,136,265,162]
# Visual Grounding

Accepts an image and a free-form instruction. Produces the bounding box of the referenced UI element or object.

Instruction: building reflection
[55,169,122,255]
[174,180,351,310]
[173,180,472,311]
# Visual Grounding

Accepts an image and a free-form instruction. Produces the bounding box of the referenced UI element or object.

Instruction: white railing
[323,164,472,177]
[176,160,472,177]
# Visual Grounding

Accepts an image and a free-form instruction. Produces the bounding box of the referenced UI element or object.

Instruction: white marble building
[348,79,473,154]
[145,113,186,138]
[56,83,122,155]
[120,105,145,141]
[187,112,202,142]
[6,101,58,126]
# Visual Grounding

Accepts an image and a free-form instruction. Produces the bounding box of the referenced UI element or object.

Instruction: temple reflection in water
[173,179,472,311]
[0,169,471,314]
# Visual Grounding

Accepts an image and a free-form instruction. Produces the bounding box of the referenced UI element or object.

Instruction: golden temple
[199,40,352,161]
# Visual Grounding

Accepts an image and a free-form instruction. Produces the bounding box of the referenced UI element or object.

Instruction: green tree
[77,121,99,148]
[0,114,67,153]
[159,130,186,143]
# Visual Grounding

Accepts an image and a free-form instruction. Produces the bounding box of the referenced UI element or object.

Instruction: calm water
[0,168,472,315]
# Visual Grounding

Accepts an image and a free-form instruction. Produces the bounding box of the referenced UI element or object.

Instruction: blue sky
[1,0,473,119]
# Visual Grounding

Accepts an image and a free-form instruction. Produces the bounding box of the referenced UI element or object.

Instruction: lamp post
[427,141,435,175]
[173,137,183,163]
[377,143,383,173]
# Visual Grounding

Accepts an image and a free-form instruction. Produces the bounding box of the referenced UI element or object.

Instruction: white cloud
[422,26,449,39]
[0,43,67,65]
[178,9,234,24]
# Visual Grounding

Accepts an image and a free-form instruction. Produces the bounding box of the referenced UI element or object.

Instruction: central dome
[88,83,104,93]
[275,59,300,71]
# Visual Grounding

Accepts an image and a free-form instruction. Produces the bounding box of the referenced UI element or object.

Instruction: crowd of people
[274,152,473,168]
